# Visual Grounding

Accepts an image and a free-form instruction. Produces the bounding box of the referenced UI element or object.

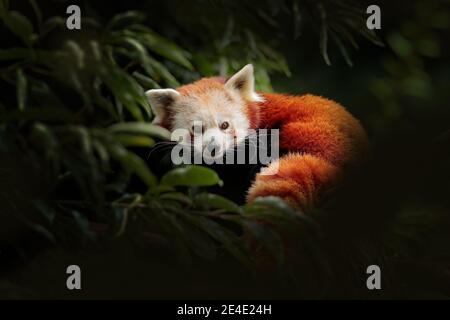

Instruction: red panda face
[169,87,251,160]
[146,64,263,161]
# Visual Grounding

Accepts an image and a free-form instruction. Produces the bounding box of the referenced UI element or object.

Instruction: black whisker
[147,143,177,159]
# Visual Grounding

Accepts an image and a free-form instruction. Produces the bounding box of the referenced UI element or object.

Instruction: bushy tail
[247,94,368,210]
[247,153,339,210]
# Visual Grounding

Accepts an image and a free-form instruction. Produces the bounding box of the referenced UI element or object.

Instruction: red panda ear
[146,89,180,125]
[225,64,263,102]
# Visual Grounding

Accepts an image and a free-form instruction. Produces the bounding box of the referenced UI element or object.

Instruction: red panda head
[146,64,263,160]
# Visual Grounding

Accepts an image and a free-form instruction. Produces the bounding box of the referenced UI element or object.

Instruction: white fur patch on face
[170,89,250,158]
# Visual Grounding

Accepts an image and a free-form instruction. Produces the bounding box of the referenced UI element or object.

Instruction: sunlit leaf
[114,133,155,148]
[161,165,223,187]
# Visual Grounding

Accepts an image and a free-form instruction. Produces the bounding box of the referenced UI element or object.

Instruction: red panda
[146,64,368,210]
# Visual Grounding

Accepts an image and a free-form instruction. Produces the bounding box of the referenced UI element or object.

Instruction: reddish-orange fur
[245,93,368,209]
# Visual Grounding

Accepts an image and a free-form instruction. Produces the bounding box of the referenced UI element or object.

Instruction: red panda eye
[220,122,229,130]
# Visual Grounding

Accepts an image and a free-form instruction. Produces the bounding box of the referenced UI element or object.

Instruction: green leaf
[112,193,141,236]
[16,69,27,111]
[28,77,65,109]
[107,142,157,188]
[110,34,180,87]
[182,214,251,268]
[92,138,110,171]
[33,199,56,223]
[160,192,193,206]
[130,27,193,70]
[107,11,145,30]
[114,133,155,147]
[29,122,57,157]
[100,66,150,120]
[237,218,285,268]
[65,40,85,69]
[119,36,155,73]
[132,71,161,89]
[161,165,223,187]
[29,123,60,175]
[92,78,118,119]
[317,3,331,65]
[0,48,31,61]
[109,122,171,140]
[152,185,176,194]
[244,196,317,228]
[0,107,76,122]
[180,221,217,261]
[330,31,354,67]
[0,0,9,13]
[28,0,42,27]
[144,55,180,87]
[1,10,35,46]
[292,0,302,39]
[40,16,65,37]
[144,203,192,264]
[31,224,56,243]
[70,211,96,241]
[195,193,241,213]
